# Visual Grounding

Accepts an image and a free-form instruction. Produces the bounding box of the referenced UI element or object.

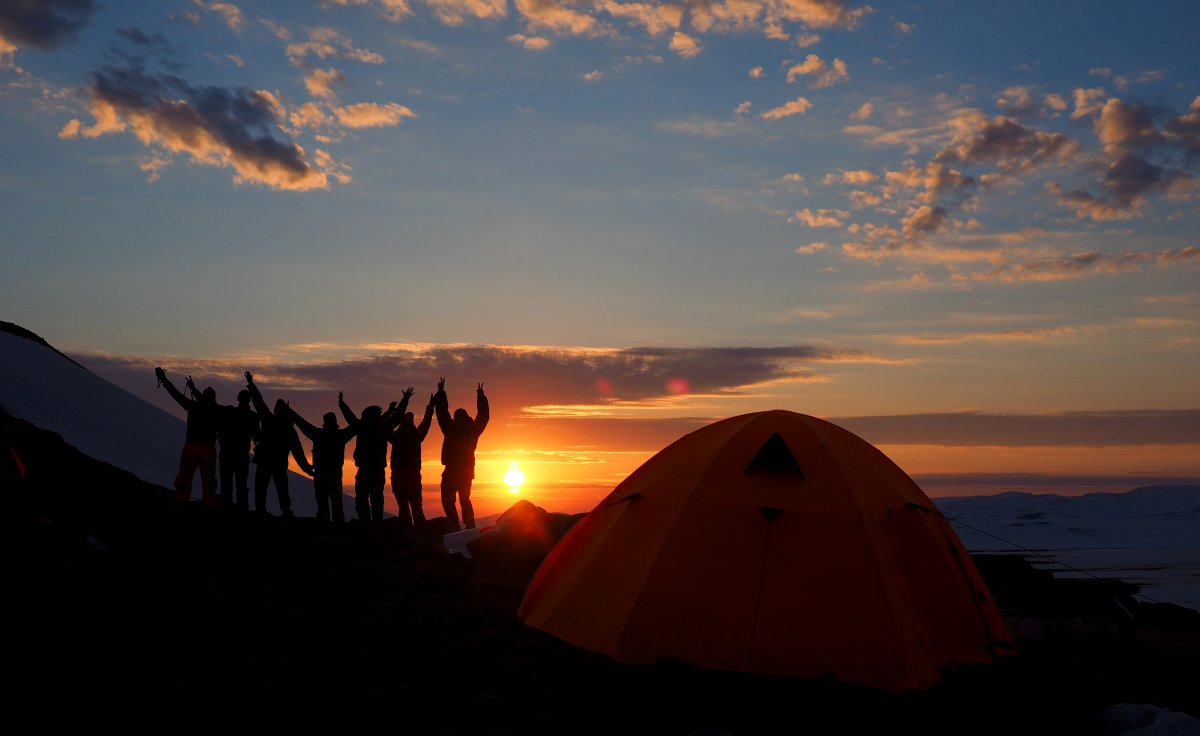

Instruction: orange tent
[517,410,1016,692]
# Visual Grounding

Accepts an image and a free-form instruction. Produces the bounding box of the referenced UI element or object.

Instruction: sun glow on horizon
[504,461,526,494]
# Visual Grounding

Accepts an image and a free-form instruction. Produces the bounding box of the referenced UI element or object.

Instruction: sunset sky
[2,1,1198,517]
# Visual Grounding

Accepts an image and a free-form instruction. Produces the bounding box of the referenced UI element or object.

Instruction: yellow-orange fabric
[517,410,1016,692]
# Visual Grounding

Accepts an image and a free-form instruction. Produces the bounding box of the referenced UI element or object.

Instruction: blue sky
[2,0,1198,503]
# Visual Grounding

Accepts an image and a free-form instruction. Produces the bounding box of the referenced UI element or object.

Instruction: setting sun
[504,462,526,493]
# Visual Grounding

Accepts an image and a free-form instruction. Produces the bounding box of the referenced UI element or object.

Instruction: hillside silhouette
[6,402,1200,734]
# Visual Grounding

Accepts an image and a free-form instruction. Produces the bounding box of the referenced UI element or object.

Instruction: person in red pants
[155,367,219,508]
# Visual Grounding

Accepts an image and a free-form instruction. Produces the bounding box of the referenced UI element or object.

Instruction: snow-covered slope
[936,487,1200,612]
[936,486,1200,550]
[0,326,333,517]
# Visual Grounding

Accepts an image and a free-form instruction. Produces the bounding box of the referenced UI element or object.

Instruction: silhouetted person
[189,383,258,510]
[244,371,313,517]
[156,367,219,508]
[434,378,489,530]
[387,390,435,528]
[340,391,403,521]
[287,404,357,523]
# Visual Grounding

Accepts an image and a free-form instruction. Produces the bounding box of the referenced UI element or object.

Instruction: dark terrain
[4,406,1198,734]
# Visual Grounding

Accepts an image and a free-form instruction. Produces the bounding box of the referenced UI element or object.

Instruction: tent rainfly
[517,410,1017,692]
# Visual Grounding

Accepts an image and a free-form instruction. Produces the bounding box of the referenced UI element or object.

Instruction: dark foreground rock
[3,406,1198,734]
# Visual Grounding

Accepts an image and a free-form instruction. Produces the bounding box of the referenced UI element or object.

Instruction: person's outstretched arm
[338,391,359,427]
[288,405,319,440]
[156,367,193,411]
[474,382,490,435]
[416,395,435,441]
[434,377,451,431]
[244,371,271,416]
[386,387,414,429]
[289,428,314,476]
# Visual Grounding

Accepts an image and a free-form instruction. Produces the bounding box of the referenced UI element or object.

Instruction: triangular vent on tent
[744,433,804,478]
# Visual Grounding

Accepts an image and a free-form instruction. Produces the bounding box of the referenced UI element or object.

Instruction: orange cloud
[785,53,848,88]
[934,109,1078,172]
[192,0,244,31]
[66,66,328,191]
[424,0,509,25]
[286,27,385,66]
[602,1,683,35]
[1071,87,1106,119]
[668,30,701,57]
[972,247,1200,283]
[324,0,413,22]
[515,0,605,36]
[333,102,417,128]
[304,67,347,100]
[761,96,812,120]
[894,325,1094,345]
[508,33,551,49]
[789,208,846,228]
[824,169,876,185]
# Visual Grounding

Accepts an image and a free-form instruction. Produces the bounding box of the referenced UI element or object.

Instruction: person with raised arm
[387,390,436,528]
[188,380,258,511]
[434,378,489,530]
[244,371,313,518]
[340,389,405,521]
[286,402,358,523]
[155,367,220,508]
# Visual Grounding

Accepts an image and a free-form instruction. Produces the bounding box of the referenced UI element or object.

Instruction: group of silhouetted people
[155,367,489,529]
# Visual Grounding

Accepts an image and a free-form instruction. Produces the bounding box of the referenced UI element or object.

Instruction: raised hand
[244,370,254,383]
[477,382,485,396]
[402,386,415,401]
[427,394,435,407]
[338,391,344,402]
[437,376,446,392]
